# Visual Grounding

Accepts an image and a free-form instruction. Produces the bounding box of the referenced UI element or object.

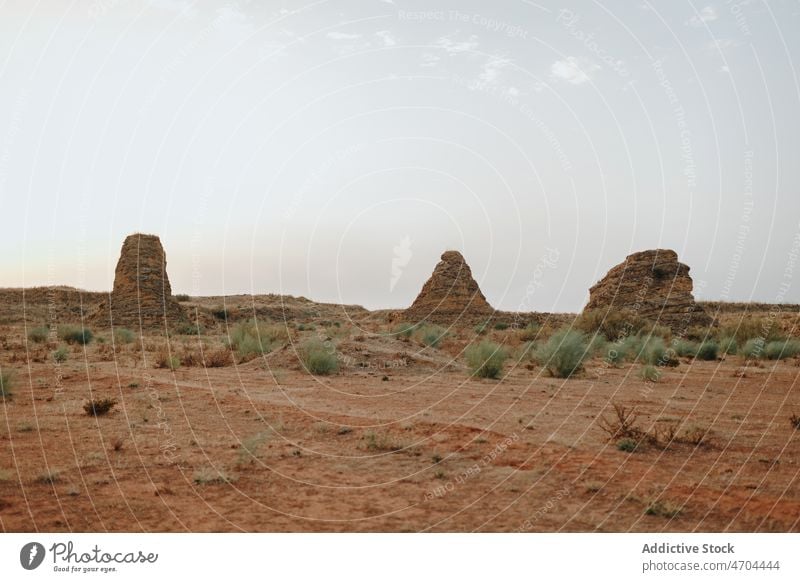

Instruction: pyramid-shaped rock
[584,249,711,332]
[94,234,184,328]
[403,250,494,324]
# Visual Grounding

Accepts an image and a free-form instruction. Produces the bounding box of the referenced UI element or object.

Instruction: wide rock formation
[94,234,184,328]
[403,250,494,325]
[584,249,711,332]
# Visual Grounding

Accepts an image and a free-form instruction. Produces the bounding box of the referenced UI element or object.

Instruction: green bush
[114,328,135,344]
[616,438,638,453]
[392,323,416,338]
[673,340,699,358]
[299,338,339,375]
[494,322,509,331]
[641,337,666,365]
[576,309,648,341]
[466,340,508,379]
[719,336,738,355]
[535,328,590,378]
[695,341,719,361]
[764,339,800,360]
[28,326,50,343]
[640,365,660,382]
[229,320,289,361]
[52,346,68,363]
[741,338,765,359]
[175,321,203,335]
[604,340,628,366]
[59,325,93,345]
[417,325,446,348]
[0,369,14,401]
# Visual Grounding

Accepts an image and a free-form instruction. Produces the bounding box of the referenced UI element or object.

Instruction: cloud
[689,6,718,26]
[550,57,599,85]
[420,53,440,67]
[434,35,478,55]
[327,31,362,40]
[376,30,396,47]
[479,56,512,85]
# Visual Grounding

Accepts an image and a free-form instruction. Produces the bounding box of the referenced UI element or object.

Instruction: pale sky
[1,0,799,311]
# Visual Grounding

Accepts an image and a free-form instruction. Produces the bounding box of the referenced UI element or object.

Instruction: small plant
[695,341,719,361]
[59,325,93,345]
[204,348,231,368]
[535,328,590,378]
[598,403,644,441]
[741,338,765,359]
[434,470,446,479]
[111,437,125,452]
[645,500,681,518]
[474,321,489,335]
[155,347,180,370]
[229,320,289,361]
[174,294,190,302]
[299,338,339,375]
[576,309,648,341]
[719,336,738,355]
[516,323,540,342]
[673,340,699,358]
[193,468,234,485]
[36,470,61,485]
[604,340,629,366]
[28,326,50,343]
[466,340,508,379]
[417,325,447,348]
[237,432,269,465]
[764,339,800,360]
[392,322,416,338]
[114,328,135,344]
[640,365,660,382]
[363,431,401,452]
[431,454,443,464]
[616,438,638,453]
[83,398,117,417]
[52,346,68,363]
[175,321,203,335]
[790,414,800,430]
[494,322,509,331]
[0,369,14,401]
[681,425,709,446]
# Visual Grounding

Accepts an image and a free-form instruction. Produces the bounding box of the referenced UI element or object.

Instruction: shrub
[719,336,738,355]
[474,321,489,335]
[0,369,14,401]
[59,325,93,345]
[720,316,783,344]
[466,340,508,379]
[494,322,509,331]
[576,309,647,341]
[83,398,116,417]
[204,348,231,368]
[52,346,68,363]
[535,328,589,378]
[114,328,135,344]
[764,339,800,360]
[604,340,628,366]
[28,326,49,343]
[588,333,608,356]
[211,306,228,321]
[640,337,667,365]
[598,403,644,441]
[741,338,765,359]
[392,323,416,338]
[417,325,446,348]
[645,500,681,518]
[174,294,190,302]
[299,338,339,375]
[155,347,180,370]
[695,341,719,361]
[640,365,660,382]
[175,321,203,335]
[616,438,638,453]
[516,323,540,342]
[673,340,699,358]
[229,320,289,361]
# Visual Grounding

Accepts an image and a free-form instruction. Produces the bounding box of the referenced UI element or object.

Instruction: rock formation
[403,250,494,325]
[94,234,184,328]
[584,249,711,332]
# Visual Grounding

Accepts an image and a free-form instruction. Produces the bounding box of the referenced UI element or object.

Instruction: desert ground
[1,291,799,532]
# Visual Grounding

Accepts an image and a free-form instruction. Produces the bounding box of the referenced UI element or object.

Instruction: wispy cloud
[376,30,396,47]
[479,56,512,85]
[420,53,440,67]
[689,6,718,26]
[327,31,362,40]
[550,57,599,85]
[434,35,479,55]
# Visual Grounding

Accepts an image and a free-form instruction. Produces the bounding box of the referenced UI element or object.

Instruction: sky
[0,0,799,312]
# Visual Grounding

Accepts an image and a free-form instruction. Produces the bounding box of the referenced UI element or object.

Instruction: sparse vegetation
[114,328,135,344]
[28,326,50,343]
[193,468,234,485]
[645,500,682,518]
[719,336,738,355]
[155,347,180,370]
[535,328,589,378]
[576,309,648,341]
[299,338,339,375]
[175,321,203,335]
[516,322,540,342]
[0,369,14,401]
[229,320,289,361]
[52,346,68,363]
[237,432,269,466]
[36,470,61,485]
[392,323,416,338]
[494,322,509,330]
[474,321,489,335]
[417,325,447,348]
[83,398,117,417]
[616,438,638,453]
[673,339,699,358]
[363,431,401,452]
[465,340,508,379]
[59,325,93,345]
[741,338,765,359]
[720,316,784,344]
[174,294,190,302]
[695,341,719,361]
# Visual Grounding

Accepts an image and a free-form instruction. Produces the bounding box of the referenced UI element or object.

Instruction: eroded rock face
[95,234,184,328]
[403,250,494,325]
[584,249,711,332]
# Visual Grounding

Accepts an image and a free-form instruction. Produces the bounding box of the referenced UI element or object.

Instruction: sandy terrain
[1,295,799,532]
